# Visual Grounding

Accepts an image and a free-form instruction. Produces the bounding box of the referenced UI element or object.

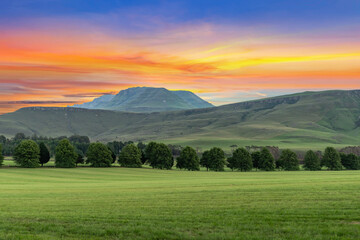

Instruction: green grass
[0,168,359,239]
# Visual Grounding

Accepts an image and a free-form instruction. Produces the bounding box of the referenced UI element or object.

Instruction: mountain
[1,90,360,150]
[71,87,213,112]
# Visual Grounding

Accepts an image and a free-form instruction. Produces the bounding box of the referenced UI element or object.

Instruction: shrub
[55,139,77,168]
[322,147,343,170]
[259,148,275,171]
[14,140,40,168]
[86,142,113,167]
[39,142,50,167]
[176,146,200,171]
[228,148,253,171]
[118,144,142,168]
[145,142,173,170]
[277,149,299,171]
[340,153,359,170]
[303,150,321,170]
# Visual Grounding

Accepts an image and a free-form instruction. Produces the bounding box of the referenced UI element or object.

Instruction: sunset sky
[1,0,360,114]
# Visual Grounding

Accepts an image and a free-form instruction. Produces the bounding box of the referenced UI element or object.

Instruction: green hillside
[1,90,360,150]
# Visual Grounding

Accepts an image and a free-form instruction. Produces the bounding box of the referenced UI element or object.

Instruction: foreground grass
[0,168,359,240]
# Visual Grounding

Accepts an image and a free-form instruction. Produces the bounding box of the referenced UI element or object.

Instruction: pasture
[0,168,359,239]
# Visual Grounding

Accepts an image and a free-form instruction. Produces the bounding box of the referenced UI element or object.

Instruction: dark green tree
[14,140,40,168]
[200,150,211,171]
[277,149,299,171]
[145,142,173,170]
[140,150,147,164]
[208,147,226,171]
[55,139,77,168]
[75,151,85,166]
[176,146,200,171]
[322,147,343,170]
[228,148,253,171]
[259,148,275,171]
[340,153,359,170]
[144,141,157,164]
[303,150,321,170]
[39,142,50,167]
[251,151,261,170]
[107,146,117,163]
[86,142,113,167]
[14,133,26,141]
[0,135,6,145]
[118,143,142,168]
[0,144,3,166]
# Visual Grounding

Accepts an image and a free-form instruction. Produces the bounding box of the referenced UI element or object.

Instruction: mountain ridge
[71,87,213,112]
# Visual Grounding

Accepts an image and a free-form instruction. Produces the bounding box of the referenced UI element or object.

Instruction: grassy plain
[0,167,359,239]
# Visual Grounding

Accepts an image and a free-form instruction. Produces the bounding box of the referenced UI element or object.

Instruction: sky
[1,0,360,114]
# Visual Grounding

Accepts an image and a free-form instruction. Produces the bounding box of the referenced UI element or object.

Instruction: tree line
[0,134,359,171]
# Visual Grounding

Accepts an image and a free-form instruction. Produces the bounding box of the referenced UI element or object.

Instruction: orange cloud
[0,23,360,114]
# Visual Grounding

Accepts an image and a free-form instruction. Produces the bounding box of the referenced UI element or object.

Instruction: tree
[55,139,77,168]
[118,143,142,168]
[303,150,321,171]
[200,150,211,171]
[145,142,173,170]
[340,153,359,170]
[176,146,200,171]
[0,144,3,166]
[86,142,113,167]
[0,135,6,145]
[251,151,261,170]
[322,147,343,170]
[14,140,40,168]
[39,142,50,167]
[259,148,275,171]
[277,149,299,171]
[76,152,85,166]
[107,146,117,163]
[14,133,26,141]
[228,148,253,171]
[208,147,226,171]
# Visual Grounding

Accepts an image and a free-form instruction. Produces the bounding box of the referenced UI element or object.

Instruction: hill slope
[72,87,213,112]
[1,90,360,150]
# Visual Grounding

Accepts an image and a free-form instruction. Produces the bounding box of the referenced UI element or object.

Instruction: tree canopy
[176,146,200,171]
[303,150,321,171]
[118,143,142,168]
[207,147,226,171]
[14,140,40,168]
[145,142,173,170]
[277,149,299,171]
[55,139,77,168]
[39,142,50,167]
[0,144,3,166]
[251,151,261,170]
[322,147,343,170]
[340,153,359,170]
[86,142,113,167]
[259,148,275,171]
[228,148,253,171]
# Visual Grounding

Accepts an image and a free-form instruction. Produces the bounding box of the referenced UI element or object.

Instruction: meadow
[0,167,359,239]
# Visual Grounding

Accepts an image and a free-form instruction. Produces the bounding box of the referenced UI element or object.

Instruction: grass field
[0,168,359,239]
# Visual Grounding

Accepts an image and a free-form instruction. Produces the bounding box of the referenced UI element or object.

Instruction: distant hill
[71,87,213,112]
[1,89,360,150]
